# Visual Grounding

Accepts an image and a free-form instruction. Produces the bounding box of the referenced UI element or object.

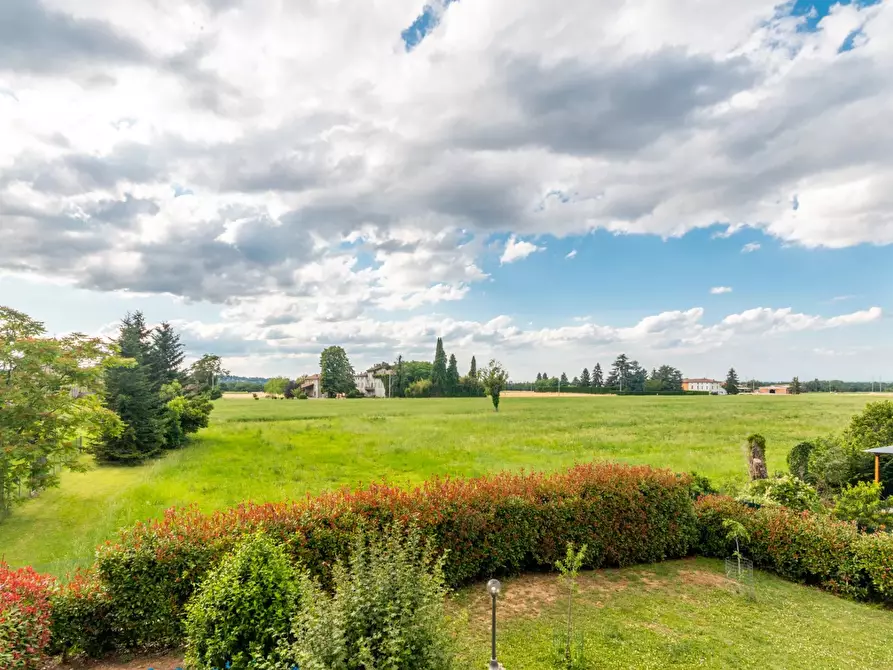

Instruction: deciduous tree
[320,346,355,397]
[1,307,124,516]
[482,359,509,412]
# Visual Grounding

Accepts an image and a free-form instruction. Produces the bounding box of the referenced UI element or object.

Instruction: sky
[0,0,891,382]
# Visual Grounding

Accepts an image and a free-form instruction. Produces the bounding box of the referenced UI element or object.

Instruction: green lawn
[452,558,893,669]
[0,394,876,574]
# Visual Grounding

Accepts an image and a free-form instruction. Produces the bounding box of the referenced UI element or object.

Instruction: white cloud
[565,249,577,259]
[741,243,762,253]
[500,235,543,265]
[710,286,733,294]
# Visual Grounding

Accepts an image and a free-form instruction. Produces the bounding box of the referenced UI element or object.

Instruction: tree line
[0,307,225,518]
[524,354,686,394]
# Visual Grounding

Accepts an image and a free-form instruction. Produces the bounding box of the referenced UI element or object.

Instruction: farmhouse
[299,374,321,398]
[756,384,791,395]
[299,368,393,398]
[681,378,727,394]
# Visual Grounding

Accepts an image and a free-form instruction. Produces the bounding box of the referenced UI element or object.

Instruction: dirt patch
[639,621,676,636]
[679,569,732,589]
[52,653,184,670]
[502,391,616,398]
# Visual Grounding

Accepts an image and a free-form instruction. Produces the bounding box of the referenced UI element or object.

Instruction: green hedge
[50,463,696,652]
[694,495,893,601]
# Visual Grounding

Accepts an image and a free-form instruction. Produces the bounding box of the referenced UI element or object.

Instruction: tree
[392,355,407,398]
[626,360,648,393]
[536,372,542,382]
[580,368,591,387]
[320,347,355,397]
[96,312,165,464]
[481,359,509,412]
[468,356,477,379]
[791,376,802,395]
[189,354,229,398]
[592,364,603,388]
[606,354,633,390]
[724,368,740,395]
[650,365,683,392]
[283,380,298,399]
[146,322,185,390]
[264,377,290,397]
[571,376,580,386]
[1,307,124,516]
[446,354,460,394]
[560,372,569,386]
[431,338,448,395]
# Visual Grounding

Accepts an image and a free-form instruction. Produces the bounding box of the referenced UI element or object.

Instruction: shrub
[736,475,822,513]
[0,563,55,670]
[296,392,308,400]
[405,379,433,397]
[49,570,113,659]
[184,533,301,670]
[834,481,888,532]
[787,441,814,481]
[80,463,695,651]
[694,496,870,600]
[808,435,870,493]
[688,472,717,499]
[345,388,363,399]
[285,526,454,670]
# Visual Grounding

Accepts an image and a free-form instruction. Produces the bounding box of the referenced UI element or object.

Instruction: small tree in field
[724,368,740,395]
[481,360,509,412]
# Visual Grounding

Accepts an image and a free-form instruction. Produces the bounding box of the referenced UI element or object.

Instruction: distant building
[299,368,393,398]
[299,374,321,398]
[681,378,727,394]
[755,384,791,395]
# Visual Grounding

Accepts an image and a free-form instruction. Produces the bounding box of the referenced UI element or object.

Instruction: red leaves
[0,563,55,669]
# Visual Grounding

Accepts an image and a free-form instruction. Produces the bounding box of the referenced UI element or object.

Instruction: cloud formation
[742,243,762,254]
[500,235,542,265]
[710,286,733,295]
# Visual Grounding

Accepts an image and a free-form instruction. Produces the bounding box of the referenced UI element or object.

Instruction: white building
[354,369,390,398]
[682,378,727,394]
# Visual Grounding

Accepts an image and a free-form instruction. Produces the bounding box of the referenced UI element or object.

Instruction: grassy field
[0,394,877,575]
[452,558,893,669]
[53,558,893,670]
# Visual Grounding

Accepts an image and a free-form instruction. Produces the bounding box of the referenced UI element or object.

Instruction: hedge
[0,563,55,669]
[49,463,697,652]
[694,495,893,601]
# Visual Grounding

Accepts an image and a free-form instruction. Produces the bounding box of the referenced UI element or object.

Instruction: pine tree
[536,372,542,382]
[580,368,591,387]
[147,322,185,390]
[469,356,477,379]
[791,376,802,395]
[572,376,580,386]
[560,372,569,385]
[605,354,630,390]
[447,354,460,395]
[724,368,740,395]
[96,312,164,463]
[592,364,603,388]
[431,337,448,395]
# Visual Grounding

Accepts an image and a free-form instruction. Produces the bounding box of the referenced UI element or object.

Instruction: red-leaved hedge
[53,463,696,651]
[694,495,893,601]
[0,563,55,669]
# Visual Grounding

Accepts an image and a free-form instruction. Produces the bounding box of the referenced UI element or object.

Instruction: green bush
[736,475,822,513]
[285,526,454,670]
[73,463,695,652]
[296,392,308,400]
[807,435,868,493]
[49,570,113,659]
[405,379,433,397]
[834,481,888,531]
[787,441,814,481]
[345,388,364,399]
[688,472,717,499]
[184,533,301,670]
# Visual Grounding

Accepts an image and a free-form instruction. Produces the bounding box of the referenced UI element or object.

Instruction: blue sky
[1,0,891,380]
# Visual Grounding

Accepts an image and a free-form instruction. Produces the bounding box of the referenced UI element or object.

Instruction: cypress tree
[469,356,477,379]
[431,337,448,395]
[447,354,460,395]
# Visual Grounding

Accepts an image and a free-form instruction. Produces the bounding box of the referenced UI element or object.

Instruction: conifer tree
[469,356,477,379]
[592,363,603,388]
[580,368,591,387]
[447,354,460,394]
[431,337,448,395]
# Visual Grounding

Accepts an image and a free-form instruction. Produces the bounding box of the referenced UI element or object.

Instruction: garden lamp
[487,579,503,670]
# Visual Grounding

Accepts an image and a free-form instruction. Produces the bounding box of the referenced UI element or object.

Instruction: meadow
[0,393,877,575]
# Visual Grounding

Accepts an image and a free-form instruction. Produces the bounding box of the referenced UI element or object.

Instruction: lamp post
[487,579,503,670]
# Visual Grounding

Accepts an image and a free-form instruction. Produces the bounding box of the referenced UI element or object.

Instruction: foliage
[345,388,364,399]
[648,365,683,393]
[188,354,229,395]
[446,353,460,394]
[58,462,696,652]
[283,526,454,670]
[592,363,603,388]
[320,346,355,398]
[283,380,298,399]
[724,368,740,395]
[49,570,113,658]
[482,359,509,411]
[787,441,814,481]
[468,356,477,379]
[0,306,124,515]
[688,472,717,499]
[184,533,301,670]
[406,378,434,397]
[579,368,590,387]
[694,495,893,602]
[296,392,308,400]
[263,377,290,396]
[746,433,768,480]
[736,475,822,513]
[554,543,587,670]
[145,322,185,390]
[431,337,448,396]
[844,399,893,451]
[833,481,888,531]
[0,562,55,669]
[807,434,868,493]
[791,376,802,395]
